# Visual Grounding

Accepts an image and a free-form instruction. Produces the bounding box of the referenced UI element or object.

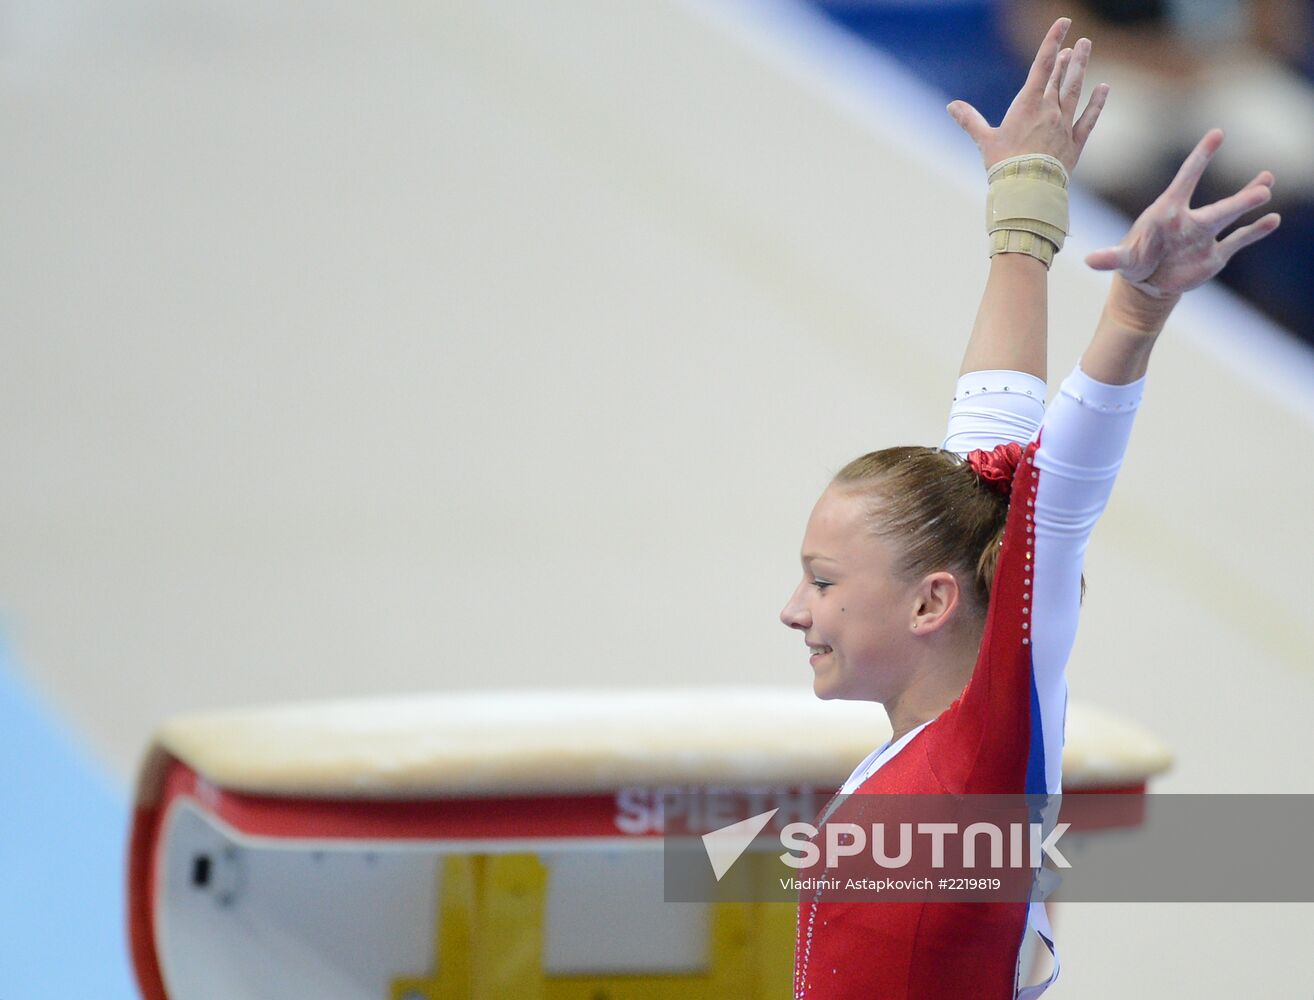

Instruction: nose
[780,581,810,630]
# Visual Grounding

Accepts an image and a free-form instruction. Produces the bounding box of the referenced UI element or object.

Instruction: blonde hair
[831,446,1009,617]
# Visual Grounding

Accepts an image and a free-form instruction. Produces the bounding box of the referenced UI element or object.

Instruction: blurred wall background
[2,0,1311,996]
[810,0,1314,342]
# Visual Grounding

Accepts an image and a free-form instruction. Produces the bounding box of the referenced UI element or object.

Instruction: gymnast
[778,16,1280,999]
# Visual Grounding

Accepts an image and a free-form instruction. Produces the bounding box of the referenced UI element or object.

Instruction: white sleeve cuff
[1059,365,1146,413]
[941,369,1047,455]
[951,369,1048,405]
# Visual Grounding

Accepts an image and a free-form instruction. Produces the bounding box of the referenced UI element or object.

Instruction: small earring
[912,622,919,630]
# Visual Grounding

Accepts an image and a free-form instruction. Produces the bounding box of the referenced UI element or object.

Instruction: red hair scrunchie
[966,441,1024,496]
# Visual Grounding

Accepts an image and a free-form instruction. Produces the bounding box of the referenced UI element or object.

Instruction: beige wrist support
[986,153,1069,269]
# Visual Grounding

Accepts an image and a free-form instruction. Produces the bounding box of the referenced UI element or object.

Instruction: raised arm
[1024,130,1278,791]
[942,18,1109,453]
[949,17,1108,380]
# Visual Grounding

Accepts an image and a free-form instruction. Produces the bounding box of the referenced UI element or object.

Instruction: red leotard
[793,365,1145,999]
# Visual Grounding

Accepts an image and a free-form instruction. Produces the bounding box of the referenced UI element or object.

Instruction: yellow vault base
[390,854,795,1000]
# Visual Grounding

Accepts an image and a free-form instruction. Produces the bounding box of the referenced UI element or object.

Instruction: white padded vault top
[142,687,1170,800]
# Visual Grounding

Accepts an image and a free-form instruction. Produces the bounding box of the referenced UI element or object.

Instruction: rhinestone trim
[1061,385,1142,413]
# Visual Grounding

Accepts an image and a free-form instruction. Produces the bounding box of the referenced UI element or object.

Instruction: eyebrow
[802,553,839,566]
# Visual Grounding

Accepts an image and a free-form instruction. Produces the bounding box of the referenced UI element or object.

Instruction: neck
[883,623,981,743]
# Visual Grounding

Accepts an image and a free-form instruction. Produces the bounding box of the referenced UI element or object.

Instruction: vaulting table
[127,688,1171,1000]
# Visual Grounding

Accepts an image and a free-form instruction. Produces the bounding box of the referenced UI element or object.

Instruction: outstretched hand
[1085,129,1281,297]
[948,17,1108,174]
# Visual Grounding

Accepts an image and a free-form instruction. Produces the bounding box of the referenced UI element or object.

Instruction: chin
[811,675,843,700]
[813,675,881,704]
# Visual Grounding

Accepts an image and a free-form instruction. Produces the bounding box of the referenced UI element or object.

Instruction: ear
[910,571,962,635]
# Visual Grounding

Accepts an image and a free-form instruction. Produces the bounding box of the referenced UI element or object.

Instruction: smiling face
[779,485,920,703]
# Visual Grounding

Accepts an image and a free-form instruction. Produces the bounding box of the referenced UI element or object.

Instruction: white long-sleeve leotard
[942,365,1143,797]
